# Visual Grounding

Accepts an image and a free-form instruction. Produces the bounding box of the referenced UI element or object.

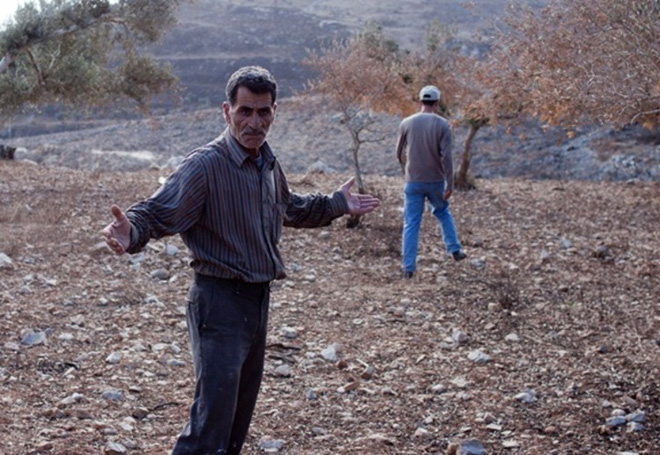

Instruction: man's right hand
[102,205,131,254]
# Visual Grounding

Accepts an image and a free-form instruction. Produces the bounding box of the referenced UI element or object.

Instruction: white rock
[106,351,123,364]
[0,252,14,269]
[321,343,340,362]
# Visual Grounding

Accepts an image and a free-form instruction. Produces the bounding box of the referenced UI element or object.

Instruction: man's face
[223,86,277,155]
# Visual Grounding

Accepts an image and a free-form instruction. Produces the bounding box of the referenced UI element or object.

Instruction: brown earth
[1,160,659,455]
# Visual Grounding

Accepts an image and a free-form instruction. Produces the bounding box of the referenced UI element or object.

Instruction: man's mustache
[243,128,267,136]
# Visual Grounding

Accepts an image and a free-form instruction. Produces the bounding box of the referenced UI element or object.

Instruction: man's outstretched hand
[102,205,131,254]
[339,177,381,216]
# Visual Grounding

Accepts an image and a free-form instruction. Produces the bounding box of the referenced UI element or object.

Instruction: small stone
[0,252,14,269]
[515,390,536,403]
[144,295,161,305]
[458,438,486,455]
[163,244,179,256]
[59,393,84,406]
[505,333,520,343]
[152,343,169,352]
[150,268,170,280]
[343,380,359,392]
[626,411,646,423]
[274,365,292,377]
[431,383,447,394]
[544,425,558,434]
[4,342,20,351]
[452,329,470,345]
[468,350,490,364]
[35,441,54,452]
[321,344,340,362]
[413,427,429,438]
[503,439,520,448]
[106,351,123,364]
[104,442,127,455]
[605,416,627,428]
[132,407,149,420]
[487,302,502,312]
[259,439,285,451]
[361,366,375,380]
[101,390,124,402]
[21,330,47,346]
[281,327,298,339]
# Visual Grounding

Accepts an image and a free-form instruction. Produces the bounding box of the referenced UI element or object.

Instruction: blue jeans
[402,181,461,273]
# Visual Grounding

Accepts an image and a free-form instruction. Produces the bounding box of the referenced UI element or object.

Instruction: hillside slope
[1,161,659,455]
[9,98,660,183]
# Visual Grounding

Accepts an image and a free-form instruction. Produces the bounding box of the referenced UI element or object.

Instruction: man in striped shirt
[103,66,380,455]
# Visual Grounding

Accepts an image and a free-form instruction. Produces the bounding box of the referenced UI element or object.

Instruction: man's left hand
[339,177,381,215]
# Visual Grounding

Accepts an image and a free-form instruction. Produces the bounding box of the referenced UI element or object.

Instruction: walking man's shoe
[452,250,467,262]
[402,271,414,279]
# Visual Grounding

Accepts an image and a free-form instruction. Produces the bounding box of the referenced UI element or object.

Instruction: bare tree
[304,24,408,227]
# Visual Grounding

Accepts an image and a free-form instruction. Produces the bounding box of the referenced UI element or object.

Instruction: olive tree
[488,0,660,130]
[0,0,185,122]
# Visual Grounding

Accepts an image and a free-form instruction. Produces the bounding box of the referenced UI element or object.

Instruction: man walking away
[396,85,466,279]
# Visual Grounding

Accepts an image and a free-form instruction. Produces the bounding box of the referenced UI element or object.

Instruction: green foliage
[358,22,400,60]
[0,0,183,122]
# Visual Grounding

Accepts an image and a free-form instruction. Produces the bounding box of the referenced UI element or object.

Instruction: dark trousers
[172,273,270,455]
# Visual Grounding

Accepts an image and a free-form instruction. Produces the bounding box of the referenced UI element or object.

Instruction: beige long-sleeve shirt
[395,112,454,191]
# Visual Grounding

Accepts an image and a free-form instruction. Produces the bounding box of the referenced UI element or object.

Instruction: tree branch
[631,108,660,125]
[26,48,45,85]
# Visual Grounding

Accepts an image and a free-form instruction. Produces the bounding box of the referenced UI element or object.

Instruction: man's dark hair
[225,66,278,106]
[422,100,437,107]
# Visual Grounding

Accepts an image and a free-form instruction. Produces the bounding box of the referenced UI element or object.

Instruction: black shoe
[452,250,467,261]
[402,271,414,279]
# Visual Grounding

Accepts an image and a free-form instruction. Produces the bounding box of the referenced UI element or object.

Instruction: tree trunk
[346,133,364,229]
[455,119,486,190]
[0,145,16,160]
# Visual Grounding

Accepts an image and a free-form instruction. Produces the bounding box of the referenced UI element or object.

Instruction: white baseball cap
[419,85,440,101]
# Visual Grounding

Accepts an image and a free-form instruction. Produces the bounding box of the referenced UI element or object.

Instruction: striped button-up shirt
[126,129,349,282]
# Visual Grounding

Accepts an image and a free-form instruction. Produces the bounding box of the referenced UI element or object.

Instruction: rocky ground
[7,96,660,184]
[1,160,659,455]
